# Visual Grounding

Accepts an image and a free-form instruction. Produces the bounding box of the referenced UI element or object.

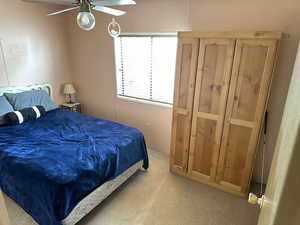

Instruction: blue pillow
[4,90,58,112]
[0,96,14,125]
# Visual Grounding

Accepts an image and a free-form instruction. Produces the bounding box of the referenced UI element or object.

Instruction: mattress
[5,160,144,225]
[0,109,148,225]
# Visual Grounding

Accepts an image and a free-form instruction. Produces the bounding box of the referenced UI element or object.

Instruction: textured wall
[66,0,300,183]
[66,0,191,158]
[0,0,73,103]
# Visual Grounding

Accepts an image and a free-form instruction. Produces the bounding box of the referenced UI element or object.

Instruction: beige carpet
[78,150,260,225]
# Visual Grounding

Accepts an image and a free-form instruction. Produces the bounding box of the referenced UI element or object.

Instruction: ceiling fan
[23,0,136,33]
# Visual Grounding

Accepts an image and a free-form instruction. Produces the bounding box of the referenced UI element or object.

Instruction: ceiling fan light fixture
[108,18,121,37]
[77,11,96,31]
[40,0,136,31]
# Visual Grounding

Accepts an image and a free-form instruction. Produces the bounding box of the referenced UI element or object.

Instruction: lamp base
[66,94,75,104]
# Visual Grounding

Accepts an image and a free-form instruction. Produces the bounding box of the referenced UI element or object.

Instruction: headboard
[0,83,53,98]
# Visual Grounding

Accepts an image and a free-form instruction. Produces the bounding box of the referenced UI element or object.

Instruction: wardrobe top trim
[179,31,282,39]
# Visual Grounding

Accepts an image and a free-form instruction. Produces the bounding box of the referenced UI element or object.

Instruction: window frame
[113,32,178,107]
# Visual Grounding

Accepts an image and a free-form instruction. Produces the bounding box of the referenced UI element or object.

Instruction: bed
[0,83,149,225]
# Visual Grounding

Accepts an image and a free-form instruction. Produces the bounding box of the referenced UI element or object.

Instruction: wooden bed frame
[0,83,144,225]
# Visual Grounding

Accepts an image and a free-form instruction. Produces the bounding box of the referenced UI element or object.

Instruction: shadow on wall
[253,36,298,184]
[268,126,300,225]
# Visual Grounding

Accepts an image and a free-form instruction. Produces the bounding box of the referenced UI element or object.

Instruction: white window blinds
[114,35,177,105]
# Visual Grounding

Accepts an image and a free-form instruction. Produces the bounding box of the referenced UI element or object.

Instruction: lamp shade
[64,83,76,95]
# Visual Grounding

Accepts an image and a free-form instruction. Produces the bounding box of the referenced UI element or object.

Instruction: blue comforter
[0,109,148,225]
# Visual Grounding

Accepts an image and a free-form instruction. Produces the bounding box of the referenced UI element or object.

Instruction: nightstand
[61,103,82,113]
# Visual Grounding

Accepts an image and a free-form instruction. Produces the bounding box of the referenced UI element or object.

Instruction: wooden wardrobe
[170,31,281,197]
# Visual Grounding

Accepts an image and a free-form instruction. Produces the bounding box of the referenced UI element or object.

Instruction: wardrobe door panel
[177,44,194,109]
[197,44,231,115]
[222,125,252,187]
[192,118,217,177]
[217,39,277,194]
[231,45,268,122]
[170,38,199,174]
[188,39,235,182]
[173,114,191,165]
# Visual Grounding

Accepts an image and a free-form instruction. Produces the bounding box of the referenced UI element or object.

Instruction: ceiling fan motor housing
[80,0,93,12]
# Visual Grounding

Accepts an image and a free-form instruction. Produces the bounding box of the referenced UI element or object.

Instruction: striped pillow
[4,106,46,125]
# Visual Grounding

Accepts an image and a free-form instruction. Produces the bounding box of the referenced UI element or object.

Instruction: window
[114,34,178,105]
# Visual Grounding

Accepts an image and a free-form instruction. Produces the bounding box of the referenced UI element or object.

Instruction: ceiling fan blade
[92,0,136,6]
[93,6,126,16]
[47,6,79,16]
[23,0,77,6]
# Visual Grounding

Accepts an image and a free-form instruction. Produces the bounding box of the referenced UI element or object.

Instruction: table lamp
[63,83,76,104]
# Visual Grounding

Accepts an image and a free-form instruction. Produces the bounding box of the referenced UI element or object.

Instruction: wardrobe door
[217,39,278,195]
[170,38,199,175]
[188,39,235,182]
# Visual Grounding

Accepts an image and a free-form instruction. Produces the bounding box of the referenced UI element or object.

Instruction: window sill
[117,95,173,109]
